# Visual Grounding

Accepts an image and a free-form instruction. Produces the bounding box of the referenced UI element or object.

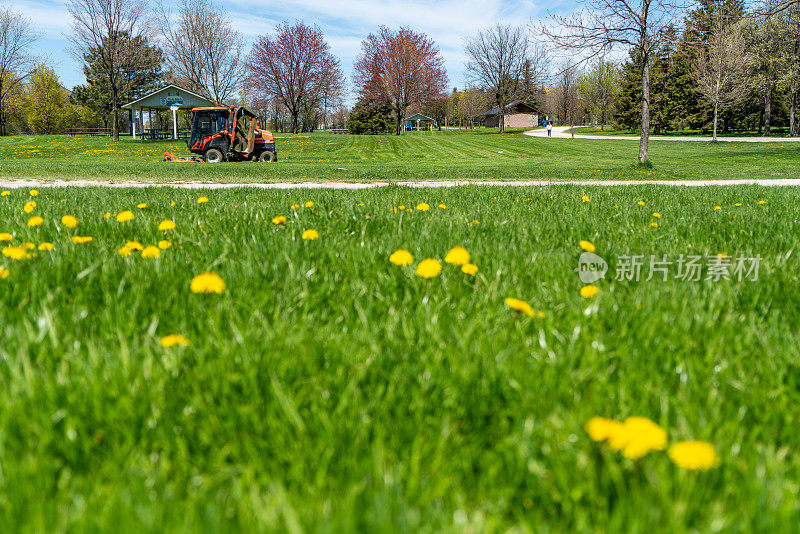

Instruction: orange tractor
[163,106,277,163]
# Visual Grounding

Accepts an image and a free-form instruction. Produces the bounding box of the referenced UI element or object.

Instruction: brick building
[480,101,539,128]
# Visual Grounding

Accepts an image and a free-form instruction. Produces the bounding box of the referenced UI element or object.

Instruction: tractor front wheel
[205,148,224,163]
[259,151,276,163]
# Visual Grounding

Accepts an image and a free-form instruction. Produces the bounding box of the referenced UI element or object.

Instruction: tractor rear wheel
[259,151,276,163]
[205,148,224,163]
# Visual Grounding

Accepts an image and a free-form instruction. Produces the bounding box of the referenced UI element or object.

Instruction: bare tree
[158,0,244,105]
[556,61,581,137]
[464,24,531,133]
[353,26,448,135]
[67,0,152,141]
[546,0,684,163]
[247,22,344,133]
[0,7,40,136]
[691,17,749,140]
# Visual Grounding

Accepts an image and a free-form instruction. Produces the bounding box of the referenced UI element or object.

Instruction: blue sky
[11,0,572,97]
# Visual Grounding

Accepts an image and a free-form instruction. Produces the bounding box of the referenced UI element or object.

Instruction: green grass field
[570,125,798,138]
[1,129,799,182]
[2,185,800,532]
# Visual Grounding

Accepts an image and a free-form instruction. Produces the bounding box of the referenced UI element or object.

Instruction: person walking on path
[546,122,553,137]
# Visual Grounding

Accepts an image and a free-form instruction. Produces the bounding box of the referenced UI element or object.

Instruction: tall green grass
[1,185,799,531]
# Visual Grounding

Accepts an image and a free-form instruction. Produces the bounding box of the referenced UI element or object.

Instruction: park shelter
[480,101,539,129]
[404,113,437,131]
[122,84,214,140]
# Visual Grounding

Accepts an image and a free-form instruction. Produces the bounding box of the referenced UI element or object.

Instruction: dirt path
[525,125,800,142]
[2,178,800,189]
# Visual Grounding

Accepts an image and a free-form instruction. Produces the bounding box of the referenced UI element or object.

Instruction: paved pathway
[1,178,800,189]
[525,125,800,142]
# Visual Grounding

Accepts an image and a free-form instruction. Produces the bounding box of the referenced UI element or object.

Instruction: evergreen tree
[71,31,163,134]
[347,98,393,134]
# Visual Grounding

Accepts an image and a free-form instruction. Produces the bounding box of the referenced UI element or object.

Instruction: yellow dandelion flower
[581,195,589,202]
[137,203,147,209]
[612,417,668,460]
[29,189,38,197]
[170,201,177,206]
[158,219,176,231]
[537,310,546,318]
[652,212,661,218]
[416,258,442,278]
[398,205,405,210]
[72,236,93,244]
[758,200,766,205]
[190,271,226,294]
[470,220,480,226]
[158,240,171,249]
[1,190,10,196]
[585,417,624,442]
[579,240,595,253]
[734,203,742,207]
[668,441,720,470]
[23,201,36,213]
[2,246,29,260]
[305,201,314,207]
[650,222,659,228]
[61,215,78,228]
[118,246,133,256]
[389,249,414,266]
[505,297,535,317]
[0,267,8,278]
[160,334,190,348]
[416,202,430,211]
[23,242,34,250]
[117,210,134,222]
[197,196,209,204]
[302,229,319,240]
[580,285,599,298]
[713,205,721,210]
[141,245,161,259]
[438,204,447,209]
[103,213,112,219]
[445,246,470,266]
[637,200,646,206]
[291,203,300,209]
[272,215,287,225]
[38,242,53,251]
[27,216,44,227]
[0,233,12,241]
[126,241,144,251]
[461,263,478,275]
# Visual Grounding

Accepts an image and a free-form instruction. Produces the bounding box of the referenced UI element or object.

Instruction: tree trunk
[499,111,505,133]
[713,100,718,141]
[638,54,650,164]
[790,90,797,136]
[112,105,119,142]
[763,84,772,136]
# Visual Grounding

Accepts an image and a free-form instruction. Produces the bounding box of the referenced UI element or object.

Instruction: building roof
[479,101,537,117]
[122,84,214,109]
[405,113,436,122]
